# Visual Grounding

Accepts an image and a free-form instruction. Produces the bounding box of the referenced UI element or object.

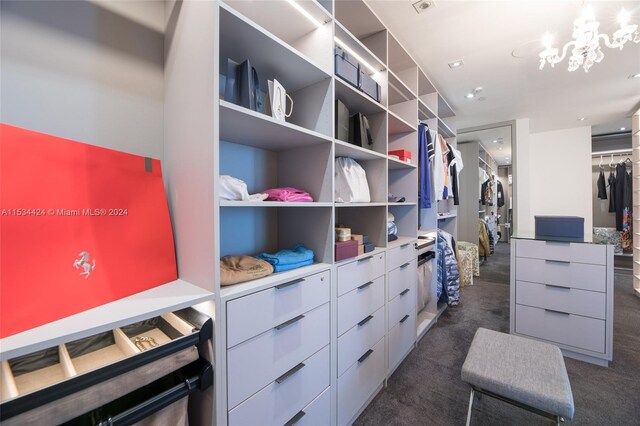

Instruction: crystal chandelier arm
[599,33,619,49]
[555,40,575,62]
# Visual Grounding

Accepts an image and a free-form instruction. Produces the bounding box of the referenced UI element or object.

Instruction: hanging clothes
[485,214,499,246]
[622,169,633,253]
[427,128,436,162]
[448,144,464,206]
[439,135,451,199]
[597,170,607,199]
[436,230,460,306]
[608,169,616,213]
[497,180,505,207]
[479,168,489,197]
[446,144,459,205]
[480,177,494,206]
[478,220,490,259]
[615,163,630,231]
[433,133,445,201]
[418,123,432,208]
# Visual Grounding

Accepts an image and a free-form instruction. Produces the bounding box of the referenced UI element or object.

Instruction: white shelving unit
[1,1,460,425]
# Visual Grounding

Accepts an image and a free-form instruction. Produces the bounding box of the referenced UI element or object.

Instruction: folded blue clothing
[271,258,314,273]
[257,244,314,271]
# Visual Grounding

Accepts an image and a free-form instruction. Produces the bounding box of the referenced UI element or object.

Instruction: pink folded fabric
[262,187,313,202]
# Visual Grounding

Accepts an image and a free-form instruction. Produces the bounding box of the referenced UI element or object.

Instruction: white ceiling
[458,125,512,166]
[367,0,640,133]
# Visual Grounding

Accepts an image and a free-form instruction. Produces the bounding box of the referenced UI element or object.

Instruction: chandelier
[539,6,640,72]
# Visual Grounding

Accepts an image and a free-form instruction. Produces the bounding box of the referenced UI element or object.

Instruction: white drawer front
[294,387,331,426]
[337,276,384,336]
[337,252,385,296]
[337,337,385,426]
[387,242,415,271]
[388,309,416,373]
[388,281,416,330]
[516,239,606,265]
[388,259,417,301]
[515,304,606,354]
[227,303,330,409]
[228,345,329,426]
[516,281,606,319]
[227,270,330,348]
[337,306,385,377]
[515,257,606,292]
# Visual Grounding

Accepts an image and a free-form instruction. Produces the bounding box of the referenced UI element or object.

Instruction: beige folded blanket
[220,255,274,286]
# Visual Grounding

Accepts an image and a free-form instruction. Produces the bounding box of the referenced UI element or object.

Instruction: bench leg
[465,388,475,426]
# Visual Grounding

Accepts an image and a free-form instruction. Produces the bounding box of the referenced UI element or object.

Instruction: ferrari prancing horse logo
[73,251,96,279]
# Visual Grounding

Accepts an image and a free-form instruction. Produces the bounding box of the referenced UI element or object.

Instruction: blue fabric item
[418,123,432,208]
[257,244,315,273]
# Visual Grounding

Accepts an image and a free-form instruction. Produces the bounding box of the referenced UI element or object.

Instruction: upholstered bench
[461,328,574,425]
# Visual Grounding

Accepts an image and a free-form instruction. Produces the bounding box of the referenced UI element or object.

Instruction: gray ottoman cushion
[461,328,574,419]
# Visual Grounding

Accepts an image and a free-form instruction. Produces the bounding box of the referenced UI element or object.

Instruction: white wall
[514,118,530,233]
[525,126,593,237]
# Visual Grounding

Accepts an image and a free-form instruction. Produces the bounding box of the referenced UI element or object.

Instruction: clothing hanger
[599,155,604,170]
[609,154,615,169]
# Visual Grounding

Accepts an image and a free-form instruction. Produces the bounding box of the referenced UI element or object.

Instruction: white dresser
[510,238,614,366]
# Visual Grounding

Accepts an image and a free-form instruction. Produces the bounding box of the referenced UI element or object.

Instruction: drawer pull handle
[545,284,570,290]
[275,362,305,384]
[358,315,373,327]
[284,410,306,426]
[400,288,410,296]
[358,255,373,263]
[275,314,305,331]
[358,349,374,364]
[545,259,570,264]
[400,262,411,269]
[357,281,374,290]
[400,243,411,248]
[275,278,305,290]
[545,309,570,316]
[400,314,410,324]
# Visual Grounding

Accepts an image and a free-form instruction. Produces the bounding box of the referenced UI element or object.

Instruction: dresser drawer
[228,344,329,426]
[515,304,606,354]
[515,239,606,265]
[516,281,606,319]
[227,270,330,348]
[388,259,417,301]
[388,281,416,330]
[293,386,331,426]
[388,309,415,373]
[337,252,385,296]
[516,257,606,292]
[337,306,385,377]
[387,241,415,271]
[227,303,330,409]
[337,337,385,426]
[337,276,384,336]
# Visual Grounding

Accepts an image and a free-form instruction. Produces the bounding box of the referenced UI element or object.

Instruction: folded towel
[257,244,315,272]
[220,255,273,286]
[262,187,313,202]
[270,258,314,273]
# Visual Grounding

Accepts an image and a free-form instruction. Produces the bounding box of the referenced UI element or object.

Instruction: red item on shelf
[388,149,412,161]
[335,240,358,261]
[0,124,178,338]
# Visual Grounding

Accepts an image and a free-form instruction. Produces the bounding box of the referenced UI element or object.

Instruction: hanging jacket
[480,178,494,206]
[596,170,607,200]
[615,163,630,231]
[436,231,460,306]
[608,170,616,213]
[433,133,445,201]
[497,181,505,207]
[479,221,490,257]
[418,123,432,208]
[427,128,436,162]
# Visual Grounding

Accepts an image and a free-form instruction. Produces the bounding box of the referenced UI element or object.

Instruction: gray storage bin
[334,47,359,88]
[535,216,584,242]
[358,69,380,102]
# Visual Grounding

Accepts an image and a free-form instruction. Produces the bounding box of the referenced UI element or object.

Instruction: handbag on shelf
[349,113,373,147]
[0,124,178,338]
[225,58,264,113]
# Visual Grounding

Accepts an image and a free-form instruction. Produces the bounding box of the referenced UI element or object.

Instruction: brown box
[351,234,364,245]
[335,227,351,242]
[336,240,358,261]
[358,244,364,256]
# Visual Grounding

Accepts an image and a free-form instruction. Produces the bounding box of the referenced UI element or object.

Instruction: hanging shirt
[418,123,432,208]
[439,134,450,199]
[449,145,464,206]
[597,170,607,200]
[497,181,505,207]
[427,128,436,162]
[433,133,445,201]
[608,169,616,213]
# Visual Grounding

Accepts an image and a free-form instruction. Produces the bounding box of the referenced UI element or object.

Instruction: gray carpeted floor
[354,242,640,425]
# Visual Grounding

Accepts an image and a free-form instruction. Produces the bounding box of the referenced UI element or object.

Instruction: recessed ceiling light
[465,93,475,99]
[449,60,464,69]
[630,73,640,79]
[620,127,626,131]
[577,117,586,121]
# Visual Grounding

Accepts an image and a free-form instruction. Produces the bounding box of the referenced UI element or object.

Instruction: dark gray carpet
[354,243,640,425]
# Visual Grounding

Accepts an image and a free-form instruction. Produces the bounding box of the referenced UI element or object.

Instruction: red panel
[0,124,177,338]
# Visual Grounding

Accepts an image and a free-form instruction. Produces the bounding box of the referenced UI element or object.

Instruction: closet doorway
[456,123,514,281]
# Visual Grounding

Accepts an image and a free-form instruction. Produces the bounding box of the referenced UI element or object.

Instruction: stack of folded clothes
[257,244,314,272]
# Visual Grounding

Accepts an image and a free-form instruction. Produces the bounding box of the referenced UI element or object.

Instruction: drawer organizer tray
[0,308,212,424]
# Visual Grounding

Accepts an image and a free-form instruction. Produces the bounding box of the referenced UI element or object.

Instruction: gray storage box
[335,99,350,142]
[335,47,359,88]
[358,69,381,102]
[535,216,584,242]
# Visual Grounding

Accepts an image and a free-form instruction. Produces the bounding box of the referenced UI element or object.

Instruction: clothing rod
[592,149,632,157]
